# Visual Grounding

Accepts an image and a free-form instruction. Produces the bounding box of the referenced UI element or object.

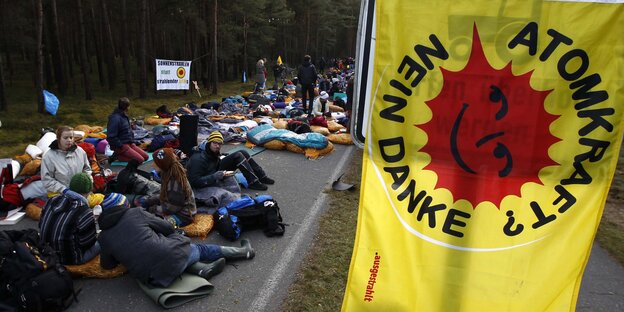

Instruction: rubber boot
[220,239,255,261]
[185,258,226,280]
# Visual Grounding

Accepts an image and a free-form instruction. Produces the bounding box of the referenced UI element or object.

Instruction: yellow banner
[343,0,624,311]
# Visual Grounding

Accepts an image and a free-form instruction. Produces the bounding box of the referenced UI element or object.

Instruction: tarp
[343,0,624,311]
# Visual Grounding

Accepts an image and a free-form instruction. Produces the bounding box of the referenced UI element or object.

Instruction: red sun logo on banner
[177,67,186,78]
[419,26,559,207]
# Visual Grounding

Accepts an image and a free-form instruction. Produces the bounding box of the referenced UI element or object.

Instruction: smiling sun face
[419,26,559,207]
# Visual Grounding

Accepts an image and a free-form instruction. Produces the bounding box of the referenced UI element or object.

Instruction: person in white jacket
[311,91,331,117]
[41,126,92,197]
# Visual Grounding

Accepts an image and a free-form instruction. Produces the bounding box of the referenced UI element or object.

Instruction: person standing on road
[345,74,355,132]
[273,62,286,88]
[41,125,93,197]
[186,131,274,191]
[297,54,318,115]
[106,97,149,164]
[97,193,255,287]
[255,58,267,92]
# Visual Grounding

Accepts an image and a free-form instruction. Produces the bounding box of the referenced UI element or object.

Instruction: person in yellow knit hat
[186,131,274,191]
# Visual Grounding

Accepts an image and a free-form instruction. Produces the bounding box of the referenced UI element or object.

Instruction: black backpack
[214,195,285,239]
[114,160,161,196]
[0,229,77,312]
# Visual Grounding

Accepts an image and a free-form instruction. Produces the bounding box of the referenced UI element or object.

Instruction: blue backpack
[213,195,285,240]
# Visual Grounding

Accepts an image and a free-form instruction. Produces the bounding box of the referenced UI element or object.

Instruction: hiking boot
[259,176,275,185]
[248,181,268,191]
[220,239,255,261]
[185,258,226,280]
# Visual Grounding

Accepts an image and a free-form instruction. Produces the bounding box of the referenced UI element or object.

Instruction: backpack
[0,229,77,312]
[147,133,177,152]
[213,207,241,241]
[287,120,311,134]
[105,163,160,207]
[214,195,285,239]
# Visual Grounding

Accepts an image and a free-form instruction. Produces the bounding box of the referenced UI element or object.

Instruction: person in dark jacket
[39,172,99,265]
[345,75,355,132]
[186,131,274,191]
[107,97,149,163]
[98,193,255,288]
[296,55,318,115]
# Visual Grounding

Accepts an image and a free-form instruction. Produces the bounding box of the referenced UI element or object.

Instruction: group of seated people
[37,120,273,288]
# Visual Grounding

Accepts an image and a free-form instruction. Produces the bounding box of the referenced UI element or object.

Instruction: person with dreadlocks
[142,148,197,227]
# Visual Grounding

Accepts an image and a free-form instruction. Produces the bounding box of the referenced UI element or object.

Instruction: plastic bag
[43,90,60,116]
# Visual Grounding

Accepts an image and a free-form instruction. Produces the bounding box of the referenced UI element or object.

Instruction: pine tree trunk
[147,2,154,75]
[43,39,53,89]
[34,0,45,112]
[243,15,248,80]
[89,7,106,87]
[4,51,12,79]
[77,0,93,100]
[139,0,147,98]
[121,0,133,96]
[0,56,7,111]
[48,0,66,96]
[210,0,218,95]
[101,0,116,91]
[304,10,310,54]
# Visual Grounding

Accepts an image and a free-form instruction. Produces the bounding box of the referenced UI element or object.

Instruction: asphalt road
[3,143,624,311]
[3,144,356,312]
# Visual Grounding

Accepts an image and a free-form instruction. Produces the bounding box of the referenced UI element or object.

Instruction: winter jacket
[319,79,331,92]
[39,193,97,265]
[312,97,330,117]
[98,205,191,288]
[160,178,197,227]
[185,150,224,188]
[41,141,92,194]
[346,76,354,111]
[297,60,318,86]
[255,60,266,85]
[107,108,134,149]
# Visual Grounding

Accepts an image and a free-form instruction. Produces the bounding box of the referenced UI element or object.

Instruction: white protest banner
[156,59,191,90]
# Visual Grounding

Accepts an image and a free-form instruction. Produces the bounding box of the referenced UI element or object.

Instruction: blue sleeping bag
[247,124,328,149]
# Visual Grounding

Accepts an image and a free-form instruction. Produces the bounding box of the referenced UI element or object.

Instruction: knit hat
[101,193,127,210]
[207,131,224,144]
[153,148,176,171]
[69,172,93,194]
